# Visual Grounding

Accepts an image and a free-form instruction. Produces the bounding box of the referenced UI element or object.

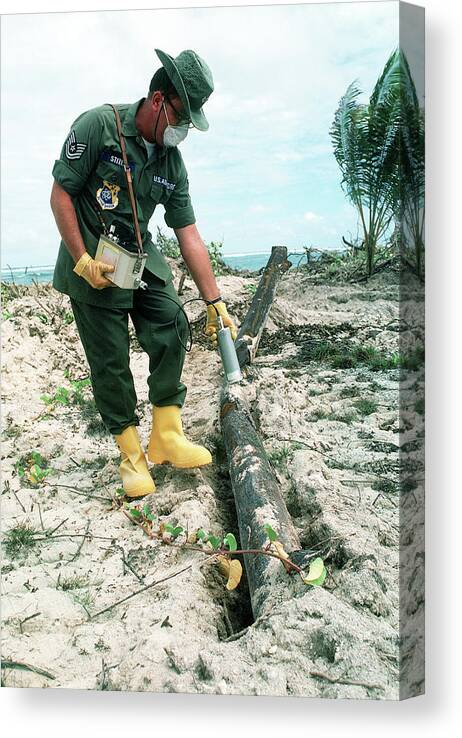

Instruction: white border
[1,1,461,736]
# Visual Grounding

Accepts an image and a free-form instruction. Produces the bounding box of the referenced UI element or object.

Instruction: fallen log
[220,384,311,618]
[220,245,311,619]
[235,245,291,368]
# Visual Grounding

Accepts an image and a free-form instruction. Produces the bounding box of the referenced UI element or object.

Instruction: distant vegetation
[155,226,231,277]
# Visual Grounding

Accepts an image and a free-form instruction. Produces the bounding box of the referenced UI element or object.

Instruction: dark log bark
[235,245,291,368]
[220,384,308,619]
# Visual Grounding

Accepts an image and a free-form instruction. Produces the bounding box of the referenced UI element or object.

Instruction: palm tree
[331,49,424,277]
[398,54,425,279]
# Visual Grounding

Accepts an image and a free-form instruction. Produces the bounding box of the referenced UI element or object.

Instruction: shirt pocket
[150,180,172,206]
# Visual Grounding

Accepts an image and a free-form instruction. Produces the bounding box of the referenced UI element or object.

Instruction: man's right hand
[73,252,115,290]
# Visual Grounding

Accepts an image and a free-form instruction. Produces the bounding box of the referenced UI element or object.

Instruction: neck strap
[109,104,143,257]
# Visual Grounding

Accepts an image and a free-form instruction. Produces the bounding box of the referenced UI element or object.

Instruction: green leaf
[223,533,237,552]
[130,508,142,519]
[54,387,70,405]
[302,558,327,585]
[208,535,221,550]
[264,524,278,542]
[164,523,175,533]
[115,488,125,497]
[308,568,327,587]
[196,529,208,541]
[171,526,183,539]
[306,557,324,580]
[142,504,155,521]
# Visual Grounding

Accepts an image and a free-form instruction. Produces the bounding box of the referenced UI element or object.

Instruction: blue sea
[1,251,308,285]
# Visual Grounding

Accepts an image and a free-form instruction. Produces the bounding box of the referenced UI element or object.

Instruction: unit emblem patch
[65,130,87,160]
[96,180,120,210]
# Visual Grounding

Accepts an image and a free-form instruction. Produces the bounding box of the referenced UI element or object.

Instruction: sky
[1,1,400,267]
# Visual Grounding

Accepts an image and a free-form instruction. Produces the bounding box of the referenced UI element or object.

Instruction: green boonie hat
[155,48,214,131]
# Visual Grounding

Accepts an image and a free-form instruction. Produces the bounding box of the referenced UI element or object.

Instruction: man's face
[149,91,187,146]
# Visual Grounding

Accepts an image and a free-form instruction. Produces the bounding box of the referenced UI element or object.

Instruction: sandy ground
[1,260,424,699]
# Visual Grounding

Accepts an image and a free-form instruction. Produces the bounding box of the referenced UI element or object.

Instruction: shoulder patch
[65,130,87,160]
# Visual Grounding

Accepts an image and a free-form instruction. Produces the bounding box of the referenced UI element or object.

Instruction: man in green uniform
[50,48,237,499]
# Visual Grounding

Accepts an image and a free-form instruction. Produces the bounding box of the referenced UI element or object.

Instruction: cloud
[304,211,323,222]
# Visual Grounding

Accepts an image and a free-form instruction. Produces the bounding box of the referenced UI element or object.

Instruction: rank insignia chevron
[65,130,87,160]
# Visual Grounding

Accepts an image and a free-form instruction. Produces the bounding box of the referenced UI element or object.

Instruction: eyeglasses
[164,95,193,128]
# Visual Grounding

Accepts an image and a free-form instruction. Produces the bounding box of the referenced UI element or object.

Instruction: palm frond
[330,49,424,276]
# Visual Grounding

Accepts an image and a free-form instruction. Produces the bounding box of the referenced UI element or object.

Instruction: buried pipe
[220,246,312,619]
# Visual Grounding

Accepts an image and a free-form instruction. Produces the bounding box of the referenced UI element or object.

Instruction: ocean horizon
[1,250,312,285]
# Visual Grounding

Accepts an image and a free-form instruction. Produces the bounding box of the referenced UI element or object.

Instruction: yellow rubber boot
[114,426,156,498]
[147,405,212,468]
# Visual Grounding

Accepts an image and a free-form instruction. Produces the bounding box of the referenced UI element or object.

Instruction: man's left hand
[205,301,238,349]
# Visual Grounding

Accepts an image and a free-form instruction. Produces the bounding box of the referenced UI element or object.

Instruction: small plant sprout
[41,386,71,406]
[40,376,92,409]
[114,499,327,594]
[163,523,184,540]
[264,523,327,583]
[15,451,51,486]
[142,504,156,523]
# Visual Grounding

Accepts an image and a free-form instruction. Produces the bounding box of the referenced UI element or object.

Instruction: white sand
[1,261,424,699]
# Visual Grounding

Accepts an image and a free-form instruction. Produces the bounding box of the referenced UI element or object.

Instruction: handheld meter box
[95,228,148,290]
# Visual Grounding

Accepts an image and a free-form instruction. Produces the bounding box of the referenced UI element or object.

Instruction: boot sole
[149,458,212,469]
[125,493,151,501]
[124,483,156,499]
[125,489,156,500]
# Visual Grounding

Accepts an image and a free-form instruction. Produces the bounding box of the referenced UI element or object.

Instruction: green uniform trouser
[70,270,189,436]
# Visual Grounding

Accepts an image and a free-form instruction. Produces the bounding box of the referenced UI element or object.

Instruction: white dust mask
[162,103,189,147]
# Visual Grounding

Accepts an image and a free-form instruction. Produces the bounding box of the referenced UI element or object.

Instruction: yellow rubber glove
[205,300,238,349]
[73,252,115,290]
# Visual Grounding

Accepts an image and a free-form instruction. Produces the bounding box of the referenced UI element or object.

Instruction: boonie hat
[155,48,214,131]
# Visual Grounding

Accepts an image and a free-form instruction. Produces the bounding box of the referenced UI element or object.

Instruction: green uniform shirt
[52,99,195,307]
